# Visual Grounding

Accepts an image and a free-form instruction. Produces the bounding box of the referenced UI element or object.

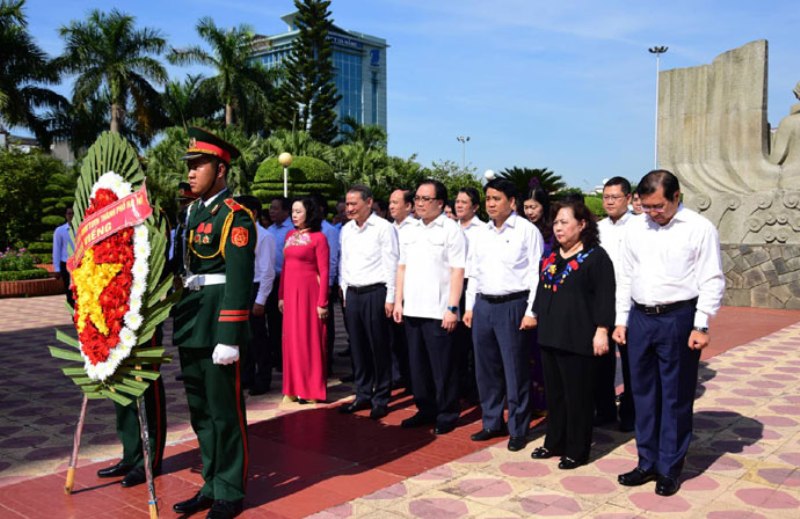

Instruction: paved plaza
[0,295,799,517]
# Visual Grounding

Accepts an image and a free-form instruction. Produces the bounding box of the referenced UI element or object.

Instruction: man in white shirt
[265,197,293,371]
[596,176,635,431]
[339,185,399,419]
[235,196,276,396]
[454,187,483,402]
[393,180,465,434]
[613,170,724,497]
[388,188,418,390]
[464,179,544,452]
[52,207,75,307]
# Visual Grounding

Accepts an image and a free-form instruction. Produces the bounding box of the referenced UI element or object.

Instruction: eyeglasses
[414,196,436,203]
[641,204,667,213]
[602,195,627,201]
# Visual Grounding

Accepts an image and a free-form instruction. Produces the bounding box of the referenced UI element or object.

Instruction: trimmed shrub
[252,156,336,204]
[0,268,50,281]
[584,196,606,218]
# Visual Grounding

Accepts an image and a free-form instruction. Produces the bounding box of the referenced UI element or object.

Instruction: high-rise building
[251,12,388,132]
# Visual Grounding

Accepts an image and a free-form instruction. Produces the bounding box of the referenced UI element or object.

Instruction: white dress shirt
[465,213,544,317]
[615,205,725,329]
[399,213,466,319]
[459,216,484,279]
[340,213,399,303]
[598,211,635,282]
[394,216,420,256]
[52,222,73,271]
[253,223,276,305]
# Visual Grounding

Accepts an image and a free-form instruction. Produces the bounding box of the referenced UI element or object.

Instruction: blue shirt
[52,222,74,272]
[267,218,294,274]
[321,220,340,286]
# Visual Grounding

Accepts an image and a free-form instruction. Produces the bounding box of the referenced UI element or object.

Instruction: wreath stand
[64,393,160,518]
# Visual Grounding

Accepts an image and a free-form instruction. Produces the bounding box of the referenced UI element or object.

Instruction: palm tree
[0,0,66,146]
[497,167,566,197]
[161,74,217,130]
[338,115,387,150]
[56,8,167,137]
[168,17,278,132]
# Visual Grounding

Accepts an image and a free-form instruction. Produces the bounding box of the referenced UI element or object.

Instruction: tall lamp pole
[278,152,293,197]
[648,46,668,169]
[456,135,470,170]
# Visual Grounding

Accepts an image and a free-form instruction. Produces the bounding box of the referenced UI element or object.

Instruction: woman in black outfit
[530,199,615,469]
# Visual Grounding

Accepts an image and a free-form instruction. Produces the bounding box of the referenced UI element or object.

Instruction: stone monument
[658,40,800,308]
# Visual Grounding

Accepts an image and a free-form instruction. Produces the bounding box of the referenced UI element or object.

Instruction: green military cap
[181,127,241,164]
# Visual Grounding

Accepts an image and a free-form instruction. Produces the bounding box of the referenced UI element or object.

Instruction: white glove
[212,344,239,365]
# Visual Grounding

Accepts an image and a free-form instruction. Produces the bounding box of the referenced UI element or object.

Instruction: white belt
[183,273,226,291]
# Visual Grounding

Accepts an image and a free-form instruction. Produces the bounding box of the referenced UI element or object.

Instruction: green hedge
[0,268,49,281]
[584,196,606,218]
[41,215,65,227]
[252,156,336,204]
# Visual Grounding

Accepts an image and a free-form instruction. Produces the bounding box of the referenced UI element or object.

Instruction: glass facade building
[251,13,388,132]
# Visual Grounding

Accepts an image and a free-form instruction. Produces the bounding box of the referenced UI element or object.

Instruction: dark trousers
[405,316,460,427]
[541,346,595,462]
[628,304,699,479]
[265,275,283,369]
[618,340,636,427]
[179,347,248,501]
[390,320,411,387]
[455,279,478,401]
[471,297,532,438]
[244,282,271,391]
[326,286,337,374]
[59,261,74,307]
[344,286,392,408]
[113,375,167,471]
[593,339,618,422]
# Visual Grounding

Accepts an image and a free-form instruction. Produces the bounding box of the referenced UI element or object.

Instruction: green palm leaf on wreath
[49,131,178,407]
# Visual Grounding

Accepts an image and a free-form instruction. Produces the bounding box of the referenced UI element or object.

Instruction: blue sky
[23,0,800,189]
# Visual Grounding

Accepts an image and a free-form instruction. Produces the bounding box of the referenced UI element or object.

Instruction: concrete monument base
[722,243,800,309]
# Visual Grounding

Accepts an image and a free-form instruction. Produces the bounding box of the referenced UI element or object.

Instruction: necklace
[540,248,595,292]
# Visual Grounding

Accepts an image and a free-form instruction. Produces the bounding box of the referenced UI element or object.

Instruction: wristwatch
[447,306,459,314]
[692,326,709,334]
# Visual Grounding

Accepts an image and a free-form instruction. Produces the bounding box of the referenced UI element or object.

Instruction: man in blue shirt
[52,207,75,307]
[265,196,293,370]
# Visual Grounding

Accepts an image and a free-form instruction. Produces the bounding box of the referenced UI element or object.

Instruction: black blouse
[532,245,616,356]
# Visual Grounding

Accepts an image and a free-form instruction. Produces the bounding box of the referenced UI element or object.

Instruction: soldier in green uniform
[171,128,255,519]
[95,331,167,487]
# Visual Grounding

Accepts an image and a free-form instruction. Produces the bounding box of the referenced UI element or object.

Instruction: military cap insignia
[231,227,249,247]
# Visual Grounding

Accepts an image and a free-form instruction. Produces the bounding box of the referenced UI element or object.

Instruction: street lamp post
[456,135,470,170]
[278,152,293,197]
[648,46,668,169]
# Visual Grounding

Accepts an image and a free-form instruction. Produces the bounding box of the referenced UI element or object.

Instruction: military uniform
[112,332,167,476]
[172,129,255,507]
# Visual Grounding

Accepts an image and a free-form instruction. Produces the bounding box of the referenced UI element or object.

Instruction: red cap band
[188,141,231,163]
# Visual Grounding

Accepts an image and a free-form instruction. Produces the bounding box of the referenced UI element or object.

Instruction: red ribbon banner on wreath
[67,183,153,272]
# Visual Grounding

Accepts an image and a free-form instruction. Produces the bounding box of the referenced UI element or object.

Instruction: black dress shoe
[558,456,585,470]
[248,386,271,396]
[531,446,561,459]
[401,413,435,429]
[97,461,132,478]
[120,467,147,487]
[173,491,214,514]
[507,436,528,452]
[206,499,243,519]
[369,405,388,420]
[618,467,658,486]
[470,426,508,442]
[338,399,371,414]
[655,475,681,496]
[434,423,456,435]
